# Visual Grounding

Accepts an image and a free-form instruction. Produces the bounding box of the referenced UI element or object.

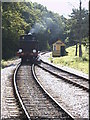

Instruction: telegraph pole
[79,0,82,57]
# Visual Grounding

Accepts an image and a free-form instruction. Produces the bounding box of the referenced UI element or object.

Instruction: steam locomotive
[17,33,40,63]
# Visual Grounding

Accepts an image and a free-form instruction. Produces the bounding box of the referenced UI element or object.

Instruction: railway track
[13,62,74,120]
[37,60,89,92]
[34,63,89,119]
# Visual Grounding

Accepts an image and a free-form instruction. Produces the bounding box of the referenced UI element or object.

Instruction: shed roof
[53,40,65,46]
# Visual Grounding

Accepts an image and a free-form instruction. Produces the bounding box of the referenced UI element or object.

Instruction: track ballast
[13,63,74,120]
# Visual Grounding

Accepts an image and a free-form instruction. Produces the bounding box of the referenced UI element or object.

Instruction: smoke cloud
[28,13,65,43]
[29,22,46,34]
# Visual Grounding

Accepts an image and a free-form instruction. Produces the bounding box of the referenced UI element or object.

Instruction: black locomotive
[17,33,40,63]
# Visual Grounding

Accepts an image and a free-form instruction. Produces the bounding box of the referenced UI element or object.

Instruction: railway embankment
[1,59,22,119]
[49,45,89,74]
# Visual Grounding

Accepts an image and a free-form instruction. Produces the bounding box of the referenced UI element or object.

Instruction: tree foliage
[2,2,89,59]
[2,2,29,59]
[65,8,89,46]
[2,2,66,59]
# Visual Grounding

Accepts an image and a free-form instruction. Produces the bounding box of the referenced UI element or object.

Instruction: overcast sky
[30,0,89,18]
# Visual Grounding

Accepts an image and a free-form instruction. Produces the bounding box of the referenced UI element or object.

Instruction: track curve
[13,62,74,120]
[13,63,31,120]
[37,60,89,92]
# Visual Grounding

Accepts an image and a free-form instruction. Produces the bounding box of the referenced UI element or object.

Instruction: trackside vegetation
[2,2,89,60]
[50,45,89,74]
[1,57,18,68]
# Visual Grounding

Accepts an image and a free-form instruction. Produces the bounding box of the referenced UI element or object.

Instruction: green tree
[2,2,29,59]
[65,6,89,57]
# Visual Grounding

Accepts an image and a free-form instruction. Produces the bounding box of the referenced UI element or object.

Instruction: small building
[52,40,66,57]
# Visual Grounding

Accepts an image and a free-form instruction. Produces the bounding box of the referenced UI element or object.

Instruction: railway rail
[34,63,89,119]
[37,60,89,92]
[13,62,74,120]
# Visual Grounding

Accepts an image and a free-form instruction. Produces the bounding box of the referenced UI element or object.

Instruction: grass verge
[1,57,18,68]
[49,45,89,74]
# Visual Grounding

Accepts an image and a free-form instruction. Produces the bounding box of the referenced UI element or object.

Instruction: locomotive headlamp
[19,49,22,53]
[33,49,36,53]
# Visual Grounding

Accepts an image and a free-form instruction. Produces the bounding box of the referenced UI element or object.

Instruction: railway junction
[1,52,89,120]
